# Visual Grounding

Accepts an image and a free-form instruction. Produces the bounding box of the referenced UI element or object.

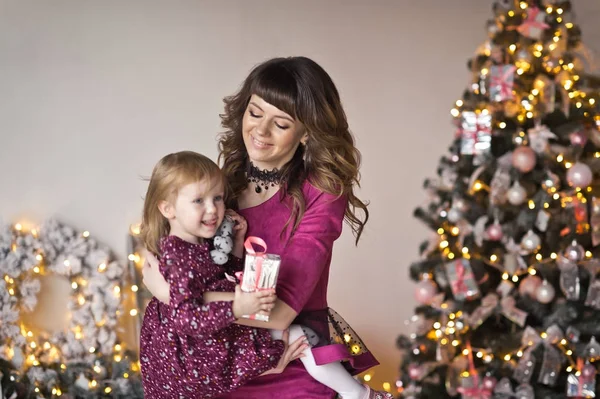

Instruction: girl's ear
[158,200,175,219]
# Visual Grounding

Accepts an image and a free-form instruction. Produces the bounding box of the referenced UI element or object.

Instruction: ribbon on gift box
[235,236,271,293]
[490,65,516,101]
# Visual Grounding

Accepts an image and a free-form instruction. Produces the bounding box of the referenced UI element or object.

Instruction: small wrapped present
[489,65,516,102]
[240,236,281,321]
[459,111,492,157]
[566,359,596,398]
[517,6,550,40]
[445,259,480,301]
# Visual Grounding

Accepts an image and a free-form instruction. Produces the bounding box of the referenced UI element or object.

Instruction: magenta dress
[139,236,284,398]
[218,181,379,399]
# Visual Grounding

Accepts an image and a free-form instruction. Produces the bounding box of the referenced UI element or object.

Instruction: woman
[143,56,385,398]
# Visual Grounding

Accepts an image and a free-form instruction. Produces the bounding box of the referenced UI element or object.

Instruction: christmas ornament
[519,275,542,297]
[414,275,438,305]
[521,230,541,252]
[512,146,537,173]
[566,162,593,188]
[535,280,556,304]
[507,181,527,205]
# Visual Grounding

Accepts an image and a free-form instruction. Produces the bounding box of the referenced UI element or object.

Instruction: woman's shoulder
[302,178,347,208]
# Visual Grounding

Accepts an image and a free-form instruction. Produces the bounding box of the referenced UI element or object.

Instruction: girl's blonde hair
[140,151,225,255]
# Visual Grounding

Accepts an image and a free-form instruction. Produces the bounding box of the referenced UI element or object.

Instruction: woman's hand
[225,209,248,258]
[141,249,171,304]
[261,329,308,376]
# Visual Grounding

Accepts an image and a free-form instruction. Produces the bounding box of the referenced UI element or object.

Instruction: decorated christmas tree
[397,1,600,398]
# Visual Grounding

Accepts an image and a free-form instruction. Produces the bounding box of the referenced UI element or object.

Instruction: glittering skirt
[295,307,379,375]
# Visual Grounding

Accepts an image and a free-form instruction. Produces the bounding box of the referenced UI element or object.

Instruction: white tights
[270,325,368,399]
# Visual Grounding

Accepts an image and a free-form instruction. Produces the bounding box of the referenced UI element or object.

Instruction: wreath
[0,220,142,398]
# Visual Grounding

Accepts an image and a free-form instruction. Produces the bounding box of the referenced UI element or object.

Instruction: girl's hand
[141,249,171,304]
[232,285,276,318]
[261,329,308,376]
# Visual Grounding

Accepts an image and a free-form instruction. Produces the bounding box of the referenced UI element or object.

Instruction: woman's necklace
[246,161,284,193]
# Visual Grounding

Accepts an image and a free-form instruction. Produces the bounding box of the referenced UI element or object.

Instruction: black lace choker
[247,162,284,193]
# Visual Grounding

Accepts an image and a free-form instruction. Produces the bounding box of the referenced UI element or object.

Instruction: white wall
[2,0,600,389]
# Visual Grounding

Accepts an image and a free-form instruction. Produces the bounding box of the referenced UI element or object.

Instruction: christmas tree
[397,1,600,398]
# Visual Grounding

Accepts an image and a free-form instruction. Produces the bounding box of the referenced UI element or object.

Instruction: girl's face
[242,94,308,171]
[160,178,225,243]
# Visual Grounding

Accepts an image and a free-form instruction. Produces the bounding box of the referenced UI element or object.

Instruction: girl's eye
[249,110,261,118]
[193,198,204,204]
[214,195,223,202]
[275,122,289,130]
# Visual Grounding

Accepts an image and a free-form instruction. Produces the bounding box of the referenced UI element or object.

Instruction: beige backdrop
[2,0,600,390]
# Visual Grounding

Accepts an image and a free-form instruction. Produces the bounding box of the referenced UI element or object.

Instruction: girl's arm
[203,290,297,331]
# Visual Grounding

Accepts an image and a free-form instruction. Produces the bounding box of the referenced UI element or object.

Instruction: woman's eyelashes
[249,109,290,130]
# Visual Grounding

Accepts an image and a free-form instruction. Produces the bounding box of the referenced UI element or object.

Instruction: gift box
[489,65,516,102]
[459,111,492,157]
[445,259,481,301]
[517,6,550,40]
[240,236,281,321]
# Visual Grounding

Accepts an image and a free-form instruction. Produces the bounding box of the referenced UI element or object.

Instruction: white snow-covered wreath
[0,219,140,398]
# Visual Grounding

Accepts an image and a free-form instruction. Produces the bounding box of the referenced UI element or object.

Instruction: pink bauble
[414,279,438,305]
[486,223,503,241]
[519,275,542,297]
[570,131,588,147]
[408,364,422,380]
[482,376,497,391]
[567,163,593,188]
[512,146,537,173]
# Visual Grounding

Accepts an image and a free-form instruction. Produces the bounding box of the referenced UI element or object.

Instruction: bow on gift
[515,325,566,386]
[235,236,272,293]
[490,65,516,101]
[493,377,534,398]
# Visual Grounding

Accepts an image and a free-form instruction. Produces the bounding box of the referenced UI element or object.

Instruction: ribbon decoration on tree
[500,296,528,327]
[516,325,566,387]
[464,293,499,329]
[493,377,535,398]
[457,342,493,399]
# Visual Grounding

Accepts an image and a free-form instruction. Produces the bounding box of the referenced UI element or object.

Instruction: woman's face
[242,94,307,170]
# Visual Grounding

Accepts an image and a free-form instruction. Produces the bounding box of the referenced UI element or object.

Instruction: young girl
[139,151,284,398]
[140,150,392,399]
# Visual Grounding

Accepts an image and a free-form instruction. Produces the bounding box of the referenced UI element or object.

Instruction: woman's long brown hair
[218,57,369,244]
